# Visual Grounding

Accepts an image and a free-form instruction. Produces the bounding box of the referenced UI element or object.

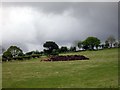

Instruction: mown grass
[2,48,118,88]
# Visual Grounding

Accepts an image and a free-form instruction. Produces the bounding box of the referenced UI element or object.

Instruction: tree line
[2,35,120,61]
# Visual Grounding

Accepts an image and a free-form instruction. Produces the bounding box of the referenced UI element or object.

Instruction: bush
[31,54,40,58]
[51,49,59,56]
[23,55,31,60]
[13,56,23,60]
[2,51,12,61]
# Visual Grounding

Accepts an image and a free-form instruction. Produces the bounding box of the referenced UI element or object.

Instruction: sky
[0,2,118,52]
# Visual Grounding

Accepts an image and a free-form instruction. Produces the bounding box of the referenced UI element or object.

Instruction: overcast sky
[1,2,118,52]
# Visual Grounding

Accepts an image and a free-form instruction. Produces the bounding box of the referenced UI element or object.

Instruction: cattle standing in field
[43,55,89,61]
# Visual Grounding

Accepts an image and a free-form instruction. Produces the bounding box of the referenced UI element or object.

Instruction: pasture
[2,48,118,88]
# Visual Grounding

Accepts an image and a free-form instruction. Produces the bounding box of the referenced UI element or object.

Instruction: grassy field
[2,48,118,88]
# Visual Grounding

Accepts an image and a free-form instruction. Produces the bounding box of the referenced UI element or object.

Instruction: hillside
[2,48,118,88]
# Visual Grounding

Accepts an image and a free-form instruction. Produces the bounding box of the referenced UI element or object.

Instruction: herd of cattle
[43,55,89,61]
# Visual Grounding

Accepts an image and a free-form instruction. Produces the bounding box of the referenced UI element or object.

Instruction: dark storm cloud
[1,2,118,52]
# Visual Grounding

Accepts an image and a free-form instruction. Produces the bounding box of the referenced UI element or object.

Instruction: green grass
[2,48,118,88]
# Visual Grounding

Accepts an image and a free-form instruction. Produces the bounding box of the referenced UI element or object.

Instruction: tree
[82,40,89,50]
[25,51,34,55]
[77,41,83,50]
[83,37,101,50]
[60,46,68,53]
[25,50,40,55]
[105,40,109,48]
[51,49,59,56]
[106,35,115,48]
[2,46,23,61]
[113,41,119,48]
[101,44,105,49]
[2,51,12,61]
[43,41,59,55]
[7,46,23,57]
[70,46,76,52]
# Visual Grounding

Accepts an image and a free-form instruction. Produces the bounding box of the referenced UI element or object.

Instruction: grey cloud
[2,2,118,52]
